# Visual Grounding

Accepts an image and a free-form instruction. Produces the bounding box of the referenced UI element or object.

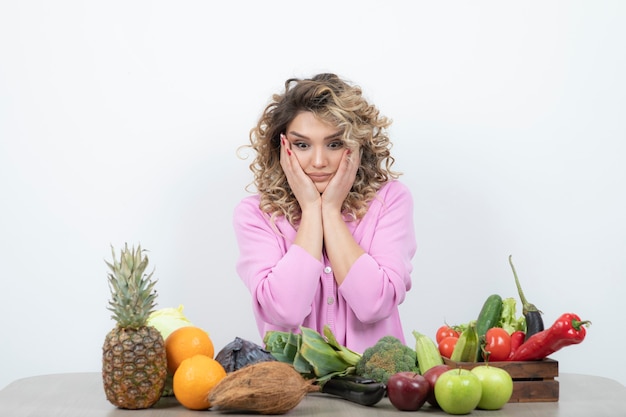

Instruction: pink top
[233,180,416,354]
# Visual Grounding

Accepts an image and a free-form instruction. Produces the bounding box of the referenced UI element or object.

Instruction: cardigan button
[327,297,335,305]
[324,266,332,274]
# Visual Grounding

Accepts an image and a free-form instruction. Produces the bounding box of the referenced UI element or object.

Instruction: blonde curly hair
[243,73,400,225]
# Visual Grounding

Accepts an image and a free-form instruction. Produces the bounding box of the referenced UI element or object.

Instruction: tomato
[483,327,512,362]
[436,325,460,344]
[438,336,459,358]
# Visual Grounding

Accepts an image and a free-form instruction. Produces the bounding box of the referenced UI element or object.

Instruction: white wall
[1,1,624,390]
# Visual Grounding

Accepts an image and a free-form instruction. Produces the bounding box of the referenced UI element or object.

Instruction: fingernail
[286,148,291,156]
[280,133,285,146]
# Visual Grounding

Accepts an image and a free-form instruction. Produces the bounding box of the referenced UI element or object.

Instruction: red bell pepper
[509,313,590,361]
[507,330,526,360]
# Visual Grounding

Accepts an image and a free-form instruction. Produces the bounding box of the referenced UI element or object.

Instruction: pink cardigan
[233,180,416,354]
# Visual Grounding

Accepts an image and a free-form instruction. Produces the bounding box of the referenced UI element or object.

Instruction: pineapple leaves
[106,243,158,328]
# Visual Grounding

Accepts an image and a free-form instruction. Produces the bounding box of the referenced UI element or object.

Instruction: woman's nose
[312,147,328,167]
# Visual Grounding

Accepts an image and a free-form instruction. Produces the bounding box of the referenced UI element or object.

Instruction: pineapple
[102,243,167,409]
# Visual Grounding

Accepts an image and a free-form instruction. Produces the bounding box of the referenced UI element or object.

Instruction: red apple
[422,364,452,407]
[387,371,430,411]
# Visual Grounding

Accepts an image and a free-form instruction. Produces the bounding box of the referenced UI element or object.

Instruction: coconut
[208,361,319,414]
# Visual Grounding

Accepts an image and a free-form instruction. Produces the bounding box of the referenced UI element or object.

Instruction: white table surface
[1,372,625,416]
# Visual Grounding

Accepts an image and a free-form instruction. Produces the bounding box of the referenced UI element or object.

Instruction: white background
[1,1,625,390]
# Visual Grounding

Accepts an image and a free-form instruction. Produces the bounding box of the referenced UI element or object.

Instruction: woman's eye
[328,141,344,149]
[293,142,309,149]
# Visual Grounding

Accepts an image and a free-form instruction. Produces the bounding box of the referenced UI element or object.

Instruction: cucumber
[475,294,503,341]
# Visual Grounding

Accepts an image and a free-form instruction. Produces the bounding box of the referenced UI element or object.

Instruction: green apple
[471,365,514,410]
[434,369,482,415]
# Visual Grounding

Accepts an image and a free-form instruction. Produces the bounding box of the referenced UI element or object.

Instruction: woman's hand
[321,148,360,213]
[280,134,321,212]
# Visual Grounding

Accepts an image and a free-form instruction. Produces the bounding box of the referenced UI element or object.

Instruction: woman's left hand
[321,148,360,213]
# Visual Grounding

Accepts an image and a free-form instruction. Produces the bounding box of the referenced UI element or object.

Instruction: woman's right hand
[280,134,322,211]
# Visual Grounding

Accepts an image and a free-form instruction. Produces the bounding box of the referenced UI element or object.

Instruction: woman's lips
[308,173,331,182]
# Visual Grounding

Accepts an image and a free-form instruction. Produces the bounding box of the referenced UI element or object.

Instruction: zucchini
[412,330,444,374]
[320,375,386,406]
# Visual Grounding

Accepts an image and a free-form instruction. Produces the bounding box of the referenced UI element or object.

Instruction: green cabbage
[147,305,193,341]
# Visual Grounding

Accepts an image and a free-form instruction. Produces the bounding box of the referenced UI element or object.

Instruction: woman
[233,73,416,353]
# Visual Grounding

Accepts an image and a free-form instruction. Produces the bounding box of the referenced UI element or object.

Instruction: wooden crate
[443,358,559,403]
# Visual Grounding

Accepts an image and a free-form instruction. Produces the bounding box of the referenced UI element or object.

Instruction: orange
[165,325,214,375]
[173,354,226,410]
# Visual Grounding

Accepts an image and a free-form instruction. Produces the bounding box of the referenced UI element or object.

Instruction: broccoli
[354,336,419,384]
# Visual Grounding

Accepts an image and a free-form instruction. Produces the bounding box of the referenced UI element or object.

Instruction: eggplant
[509,255,545,340]
[320,375,386,407]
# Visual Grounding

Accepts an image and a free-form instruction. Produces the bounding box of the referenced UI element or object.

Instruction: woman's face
[285,111,345,194]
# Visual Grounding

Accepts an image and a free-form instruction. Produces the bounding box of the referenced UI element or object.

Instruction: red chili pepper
[507,330,526,360]
[510,313,591,361]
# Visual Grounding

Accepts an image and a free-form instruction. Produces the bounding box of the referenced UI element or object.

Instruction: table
[1,372,625,416]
